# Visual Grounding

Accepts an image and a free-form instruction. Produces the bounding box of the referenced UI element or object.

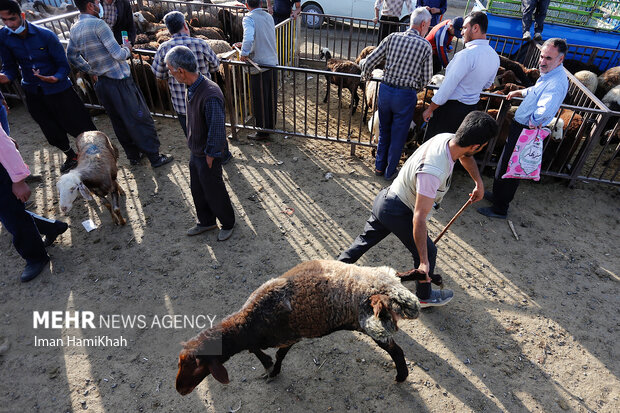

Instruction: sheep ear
[77,182,93,200]
[369,294,389,318]
[208,359,229,384]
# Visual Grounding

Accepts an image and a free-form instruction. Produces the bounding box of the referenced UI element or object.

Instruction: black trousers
[189,154,235,230]
[25,86,95,153]
[378,15,400,44]
[94,76,160,161]
[491,121,526,215]
[0,165,51,264]
[424,99,477,142]
[432,54,443,75]
[250,69,278,133]
[338,188,436,299]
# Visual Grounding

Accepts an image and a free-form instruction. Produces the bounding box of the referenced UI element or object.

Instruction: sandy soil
[1,100,619,413]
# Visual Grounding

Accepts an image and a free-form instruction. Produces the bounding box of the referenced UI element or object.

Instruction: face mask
[6,14,26,34]
[98,3,104,18]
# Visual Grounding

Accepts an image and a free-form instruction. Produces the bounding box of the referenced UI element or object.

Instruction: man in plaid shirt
[152,11,220,137]
[67,0,172,168]
[361,7,433,181]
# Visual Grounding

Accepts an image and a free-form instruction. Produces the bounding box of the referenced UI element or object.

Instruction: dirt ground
[1,96,619,413]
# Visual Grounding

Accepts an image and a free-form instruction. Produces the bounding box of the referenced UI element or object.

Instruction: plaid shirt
[67,14,131,79]
[374,0,413,17]
[102,0,117,28]
[361,28,432,90]
[152,33,220,115]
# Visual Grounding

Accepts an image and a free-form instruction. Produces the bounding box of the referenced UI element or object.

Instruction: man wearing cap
[422,11,499,139]
[425,16,463,75]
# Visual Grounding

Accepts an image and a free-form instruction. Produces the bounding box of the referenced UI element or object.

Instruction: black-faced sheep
[319,48,362,114]
[57,131,126,226]
[176,260,420,394]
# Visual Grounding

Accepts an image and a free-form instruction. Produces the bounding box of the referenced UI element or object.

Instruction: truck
[470,0,620,71]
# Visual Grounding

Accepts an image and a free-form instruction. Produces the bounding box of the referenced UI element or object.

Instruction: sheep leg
[110,183,126,226]
[98,195,118,225]
[262,345,292,382]
[323,75,330,103]
[250,349,274,372]
[373,338,408,382]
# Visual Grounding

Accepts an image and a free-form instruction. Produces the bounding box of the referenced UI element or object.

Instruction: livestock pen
[0,4,617,185]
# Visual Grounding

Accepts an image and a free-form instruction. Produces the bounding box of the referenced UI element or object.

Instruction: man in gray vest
[338,111,497,307]
[240,0,278,141]
[165,46,235,241]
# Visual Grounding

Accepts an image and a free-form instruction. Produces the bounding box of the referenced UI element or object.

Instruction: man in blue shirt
[165,46,235,241]
[0,0,96,173]
[240,0,278,141]
[478,38,568,219]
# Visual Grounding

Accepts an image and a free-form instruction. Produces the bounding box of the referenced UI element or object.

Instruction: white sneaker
[522,32,532,40]
[419,289,454,308]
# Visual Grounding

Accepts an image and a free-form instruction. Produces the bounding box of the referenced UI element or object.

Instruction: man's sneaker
[418,289,454,308]
[187,224,218,236]
[151,154,173,168]
[533,32,543,41]
[522,32,532,40]
[217,225,234,241]
[43,221,69,247]
[20,257,50,282]
[60,157,78,173]
[477,206,507,219]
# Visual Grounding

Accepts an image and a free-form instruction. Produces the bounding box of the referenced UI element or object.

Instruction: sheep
[563,59,602,76]
[204,39,233,55]
[542,109,584,172]
[493,69,517,88]
[601,84,620,110]
[574,70,598,94]
[499,56,534,87]
[57,131,126,226]
[32,0,76,17]
[429,74,444,88]
[319,47,362,114]
[176,260,420,394]
[596,66,620,99]
[363,68,383,124]
[218,8,244,44]
[187,23,226,41]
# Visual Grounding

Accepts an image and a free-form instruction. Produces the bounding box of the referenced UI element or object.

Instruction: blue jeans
[376,83,417,178]
[0,104,9,136]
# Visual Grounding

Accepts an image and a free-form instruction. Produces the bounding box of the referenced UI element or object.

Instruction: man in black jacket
[102,0,136,44]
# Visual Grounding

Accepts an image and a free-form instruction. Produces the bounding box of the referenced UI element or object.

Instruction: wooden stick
[233,46,262,72]
[507,219,519,240]
[433,198,473,244]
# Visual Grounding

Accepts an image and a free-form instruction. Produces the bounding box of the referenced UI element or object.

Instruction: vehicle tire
[302,3,324,29]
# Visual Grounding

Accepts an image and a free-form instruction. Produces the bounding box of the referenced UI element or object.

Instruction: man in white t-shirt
[338,111,498,307]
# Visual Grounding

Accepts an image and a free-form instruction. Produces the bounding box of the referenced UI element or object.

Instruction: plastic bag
[502,127,550,181]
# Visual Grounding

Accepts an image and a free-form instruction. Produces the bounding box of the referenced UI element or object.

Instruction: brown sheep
[499,56,534,87]
[595,66,620,99]
[175,260,420,394]
[188,24,226,41]
[320,48,362,114]
[57,131,126,226]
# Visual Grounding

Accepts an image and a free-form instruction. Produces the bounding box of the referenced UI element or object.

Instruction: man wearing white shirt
[422,11,499,140]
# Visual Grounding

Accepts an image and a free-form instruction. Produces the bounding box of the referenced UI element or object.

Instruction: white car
[301,0,412,29]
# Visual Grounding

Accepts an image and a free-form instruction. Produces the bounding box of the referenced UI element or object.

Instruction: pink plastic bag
[502,127,550,181]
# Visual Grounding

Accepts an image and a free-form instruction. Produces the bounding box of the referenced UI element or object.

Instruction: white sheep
[602,84,620,110]
[574,70,597,94]
[57,131,126,226]
[546,117,565,142]
[429,74,445,87]
[175,260,420,394]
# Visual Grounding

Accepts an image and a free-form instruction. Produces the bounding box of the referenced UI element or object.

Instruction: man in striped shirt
[361,7,433,181]
[67,0,172,168]
[374,0,413,44]
[152,11,220,137]
[425,16,463,75]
